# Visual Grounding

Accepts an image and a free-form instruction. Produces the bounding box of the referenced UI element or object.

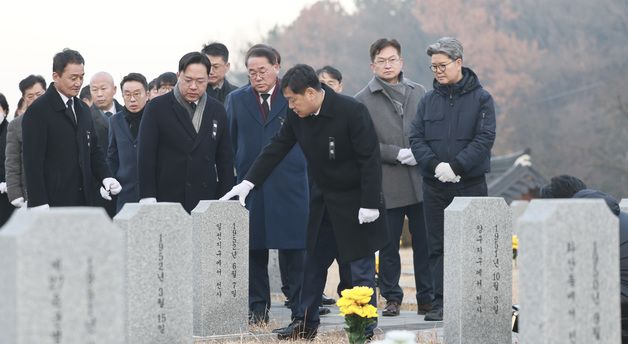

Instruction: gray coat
[355,76,425,208]
[5,116,26,202]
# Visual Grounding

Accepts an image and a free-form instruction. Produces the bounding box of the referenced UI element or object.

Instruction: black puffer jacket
[409,67,496,189]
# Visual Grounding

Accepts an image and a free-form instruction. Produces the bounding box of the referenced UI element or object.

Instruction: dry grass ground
[194,326,443,343]
[204,248,520,343]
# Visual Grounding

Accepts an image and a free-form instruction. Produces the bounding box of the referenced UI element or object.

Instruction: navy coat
[409,67,496,189]
[244,85,388,263]
[138,91,234,213]
[225,83,308,250]
[22,84,111,207]
[107,108,141,212]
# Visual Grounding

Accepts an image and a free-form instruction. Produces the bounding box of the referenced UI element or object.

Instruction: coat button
[186,182,191,187]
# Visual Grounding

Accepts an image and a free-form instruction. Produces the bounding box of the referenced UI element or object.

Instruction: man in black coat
[221,64,388,340]
[89,71,124,217]
[22,49,121,209]
[138,52,234,213]
[201,42,238,104]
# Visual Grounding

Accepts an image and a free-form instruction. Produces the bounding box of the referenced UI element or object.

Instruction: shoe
[321,293,336,306]
[382,300,401,316]
[417,303,433,315]
[276,319,318,340]
[248,311,269,325]
[272,326,287,334]
[319,306,331,316]
[424,307,443,321]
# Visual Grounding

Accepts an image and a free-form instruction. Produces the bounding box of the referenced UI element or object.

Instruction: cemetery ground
[194,248,521,343]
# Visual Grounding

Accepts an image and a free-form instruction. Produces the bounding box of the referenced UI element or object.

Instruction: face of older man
[247,56,279,94]
[53,63,84,98]
[430,53,463,85]
[90,72,117,111]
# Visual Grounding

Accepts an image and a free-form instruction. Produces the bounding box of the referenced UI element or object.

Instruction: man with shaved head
[90,72,123,147]
[89,72,123,216]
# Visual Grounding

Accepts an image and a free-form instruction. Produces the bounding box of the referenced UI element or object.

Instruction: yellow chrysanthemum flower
[512,234,519,250]
[340,286,373,305]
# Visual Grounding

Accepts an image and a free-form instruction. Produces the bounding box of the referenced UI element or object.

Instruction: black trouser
[422,180,487,309]
[249,248,305,317]
[379,202,433,304]
[297,210,377,334]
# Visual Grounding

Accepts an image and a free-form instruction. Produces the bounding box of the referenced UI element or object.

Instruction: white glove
[434,162,460,183]
[219,180,254,206]
[0,182,6,194]
[100,187,112,200]
[139,197,157,204]
[397,148,417,166]
[10,197,26,208]
[358,208,380,224]
[30,204,50,211]
[102,177,122,195]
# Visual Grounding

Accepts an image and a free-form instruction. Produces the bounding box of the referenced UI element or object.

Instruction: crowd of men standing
[0,36,496,340]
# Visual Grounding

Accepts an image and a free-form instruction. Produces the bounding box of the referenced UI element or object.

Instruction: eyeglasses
[248,68,271,79]
[374,56,401,66]
[123,91,146,100]
[429,60,455,73]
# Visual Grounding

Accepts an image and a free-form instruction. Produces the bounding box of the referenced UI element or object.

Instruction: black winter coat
[409,67,496,189]
[0,118,14,225]
[138,92,234,213]
[245,85,389,263]
[22,84,111,207]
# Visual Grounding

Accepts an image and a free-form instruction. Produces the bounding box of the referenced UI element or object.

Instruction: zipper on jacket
[447,92,453,159]
[480,112,486,130]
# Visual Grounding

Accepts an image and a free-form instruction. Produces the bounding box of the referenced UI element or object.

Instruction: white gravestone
[191,200,248,336]
[114,203,193,344]
[519,199,620,343]
[444,197,512,344]
[0,208,125,344]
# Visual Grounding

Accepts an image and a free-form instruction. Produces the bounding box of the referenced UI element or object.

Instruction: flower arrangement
[336,286,378,344]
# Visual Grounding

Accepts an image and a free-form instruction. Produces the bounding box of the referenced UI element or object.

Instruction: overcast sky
[0,0,355,118]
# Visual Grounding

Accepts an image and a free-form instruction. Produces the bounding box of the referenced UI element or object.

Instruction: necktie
[105,111,113,117]
[189,102,197,118]
[261,93,270,122]
[66,98,77,125]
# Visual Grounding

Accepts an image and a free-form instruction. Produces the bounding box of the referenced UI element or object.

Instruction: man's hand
[10,197,26,208]
[219,180,255,206]
[434,162,460,183]
[0,182,6,194]
[100,187,112,200]
[358,208,380,224]
[397,148,417,166]
[102,178,122,195]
